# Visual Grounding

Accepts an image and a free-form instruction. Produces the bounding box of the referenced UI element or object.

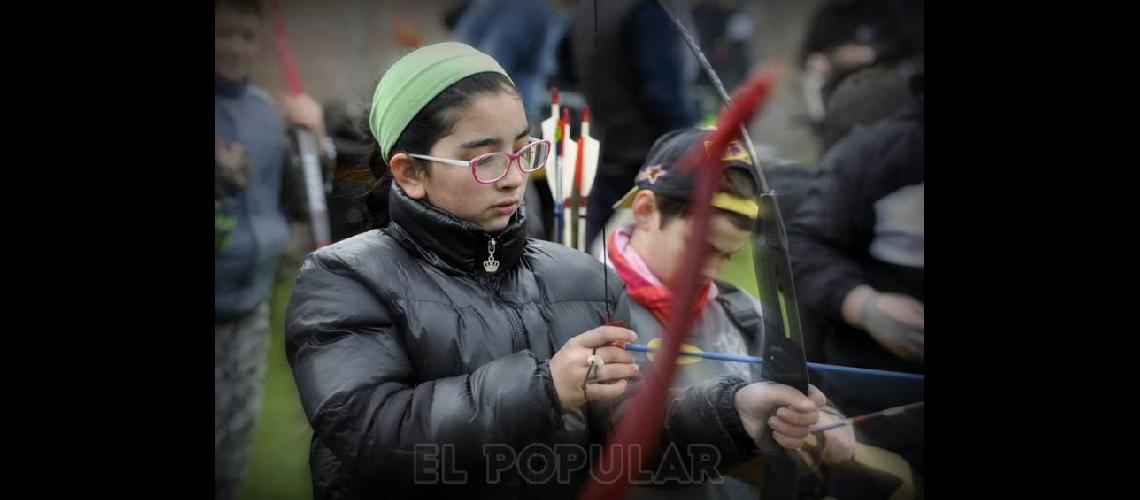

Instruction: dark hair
[821,66,908,151]
[215,0,262,16]
[360,71,517,229]
[655,167,761,232]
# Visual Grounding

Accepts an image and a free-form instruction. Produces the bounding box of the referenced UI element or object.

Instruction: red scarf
[607,228,712,330]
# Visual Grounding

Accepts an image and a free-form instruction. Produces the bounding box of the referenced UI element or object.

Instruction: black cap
[613,127,761,219]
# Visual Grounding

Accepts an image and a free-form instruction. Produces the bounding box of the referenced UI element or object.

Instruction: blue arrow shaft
[623,343,924,381]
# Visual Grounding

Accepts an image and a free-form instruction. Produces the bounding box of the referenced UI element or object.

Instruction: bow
[578,63,780,500]
[652,1,817,498]
[268,0,332,248]
[651,2,816,498]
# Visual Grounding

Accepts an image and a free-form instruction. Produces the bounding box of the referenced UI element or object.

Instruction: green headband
[368,42,511,160]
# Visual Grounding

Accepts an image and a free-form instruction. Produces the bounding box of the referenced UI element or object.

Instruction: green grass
[719,239,760,299]
[239,270,313,500]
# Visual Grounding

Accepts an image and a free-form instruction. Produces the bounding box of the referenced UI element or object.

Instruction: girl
[285,42,823,499]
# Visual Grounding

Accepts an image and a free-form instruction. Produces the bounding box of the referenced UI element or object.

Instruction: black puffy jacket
[286,186,757,499]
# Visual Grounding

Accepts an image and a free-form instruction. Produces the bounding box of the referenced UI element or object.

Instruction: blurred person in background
[787,74,924,476]
[818,65,910,154]
[799,0,922,132]
[214,0,334,498]
[572,0,703,250]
